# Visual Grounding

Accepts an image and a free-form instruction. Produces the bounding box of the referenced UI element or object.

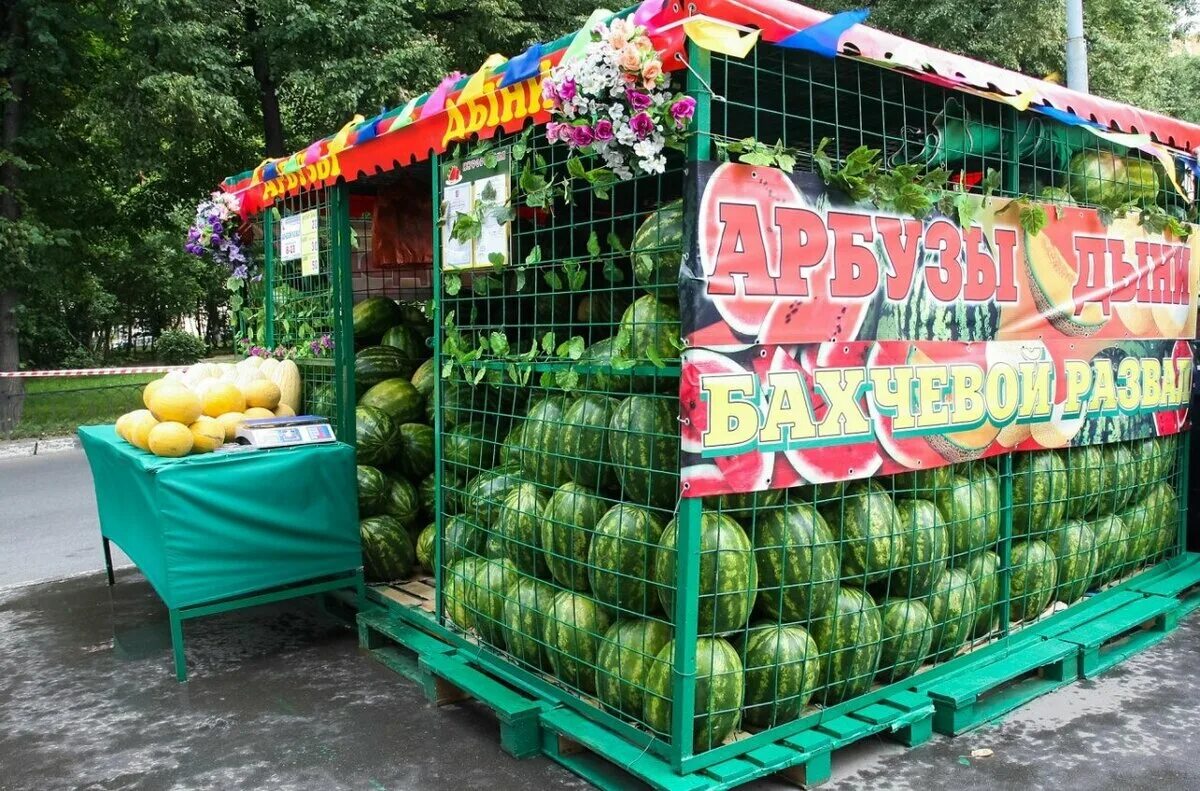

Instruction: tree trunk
[244,6,285,158]
[0,2,25,434]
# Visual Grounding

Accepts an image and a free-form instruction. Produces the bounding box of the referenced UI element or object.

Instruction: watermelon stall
[217,0,1199,785]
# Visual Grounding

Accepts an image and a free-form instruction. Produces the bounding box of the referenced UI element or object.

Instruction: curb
[0,435,81,460]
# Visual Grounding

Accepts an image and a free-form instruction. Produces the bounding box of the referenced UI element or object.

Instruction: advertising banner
[680,163,1197,497]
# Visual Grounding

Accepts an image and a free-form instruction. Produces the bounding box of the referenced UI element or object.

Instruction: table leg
[102,538,115,586]
[169,609,187,682]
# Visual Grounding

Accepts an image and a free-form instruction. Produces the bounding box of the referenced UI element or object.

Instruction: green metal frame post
[329,185,356,442]
[263,208,277,348]
[430,152,446,619]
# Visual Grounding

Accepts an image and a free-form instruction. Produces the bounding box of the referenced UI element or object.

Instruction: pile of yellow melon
[115,357,302,457]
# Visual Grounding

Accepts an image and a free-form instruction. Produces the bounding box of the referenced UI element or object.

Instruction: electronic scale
[234,415,336,449]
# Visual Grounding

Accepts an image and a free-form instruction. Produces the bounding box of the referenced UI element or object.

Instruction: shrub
[156,330,207,365]
[61,347,98,369]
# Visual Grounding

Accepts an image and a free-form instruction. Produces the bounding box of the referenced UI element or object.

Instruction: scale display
[235,416,336,449]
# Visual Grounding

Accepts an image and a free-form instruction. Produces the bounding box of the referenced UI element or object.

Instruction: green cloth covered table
[78,425,364,680]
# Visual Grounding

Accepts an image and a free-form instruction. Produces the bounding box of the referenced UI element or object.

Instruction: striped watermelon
[630,198,684,293]
[965,550,1001,638]
[579,337,656,393]
[643,637,744,750]
[1010,540,1058,621]
[439,378,481,428]
[352,296,403,340]
[1095,442,1136,516]
[416,524,435,570]
[655,512,757,635]
[934,474,998,566]
[383,477,420,528]
[588,504,666,615]
[1149,482,1180,557]
[444,422,497,477]
[926,567,978,661]
[485,530,506,559]
[359,515,415,582]
[753,503,840,626]
[741,623,822,727]
[359,377,425,424]
[410,358,436,400]
[355,345,418,390]
[496,483,551,578]
[390,423,435,480]
[1011,451,1068,540]
[1124,481,1177,567]
[1089,514,1130,586]
[1153,435,1179,479]
[876,598,934,683]
[463,463,526,528]
[713,488,785,520]
[889,498,950,600]
[608,395,680,511]
[472,558,518,648]
[357,465,390,517]
[444,514,487,564]
[355,405,401,466]
[892,465,954,500]
[541,483,607,591]
[1052,519,1098,604]
[519,395,574,487]
[499,422,526,467]
[821,480,906,586]
[1065,444,1104,518]
[577,291,633,327]
[444,557,485,631]
[543,591,613,694]
[380,324,426,363]
[811,586,883,704]
[618,294,681,363]
[418,473,455,520]
[596,618,674,718]
[502,575,558,669]
[1127,438,1159,502]
[562,394,621,491]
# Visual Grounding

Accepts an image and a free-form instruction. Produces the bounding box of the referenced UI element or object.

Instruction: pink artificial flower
[541,79,558,104]
[571,124,596,147]
[630,111,655,140]
[634,35,654,52]
[546,122,562,143]
[670,96,696,127]
[642,60,663,86]
[594,118,614,141]
[618,45,642,72]
[609,18,635,41]
[558,78,577,102]
[627,89,652,111]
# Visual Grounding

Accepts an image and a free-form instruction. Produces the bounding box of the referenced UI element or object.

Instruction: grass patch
[4,373,160,440]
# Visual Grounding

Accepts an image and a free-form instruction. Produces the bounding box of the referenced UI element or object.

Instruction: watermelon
[1124,481,1176,567]
[618,294,681,363]
[356,345,418,390]
[596,618,674,718]
[1052,519,1098,604]
[926,567,978,661]
[499,422,525,466]
[1153,435,1178,480]
[811,586,883,704]
[355,405,401,466]
[383,477,420,527]
[892,465,954,500]
[357,465,390,516]
[416,524,435,570]
[502,576,559,669]
[359,378,424,424]
[463,463,526,528]
[588,504,666,615]
[444,557,485,631]
[1010,540,1058,621]
[519,395,574,487]
[713,488,785,520]
[485,530,506,559]
[390,423,435,480]
[543,591,613,694]
[471,558,518,648]
[418,473,453,520]
[310,382,336,419]
[643,637,744,749]
[741,623,822,727]
[444,422,497,477]
[630,198,684,293]
[1066,150,1160,205]
[577,291,633,327]
[876,598,934,683]
[1095,443,1136,516]
[440,378,482,428]
[965,551,1001,638]
[562,394,621,491]
[410,358,436,400]
[934,474,998,565]
[1149,482,1180,557]
[359,515,415,582]
[496,483,551,578]
[1011,451,1068,540]
[889,499,950,600]
[579,337,656,393]
[608,395,680,511]
[753,503,840,626]
[380,324,426,362]
[655,512,757,635]
[1065,444,1104,518]
[540,483,607,591]
[397,301,432,333]
[444,514,487,564]
[821,480,906,585]
[353,296,403,340]
[1089,514,1130,586]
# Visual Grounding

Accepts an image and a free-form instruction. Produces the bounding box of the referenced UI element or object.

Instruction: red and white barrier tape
[0,366,186,379]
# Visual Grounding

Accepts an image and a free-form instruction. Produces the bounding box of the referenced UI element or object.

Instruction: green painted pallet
[1056,594,1180,679]
[1127,552,1200,617]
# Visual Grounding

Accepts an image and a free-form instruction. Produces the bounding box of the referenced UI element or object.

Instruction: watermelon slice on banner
[1155,339,1192,436]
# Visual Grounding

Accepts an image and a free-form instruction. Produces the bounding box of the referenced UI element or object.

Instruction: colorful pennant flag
[777,8,869,59]
[355,114,384,144]
[262,161,280,182]
[280,151,305,175]
[683,17,760,59]
[327,114,365,155]
[460,54,508,103]
[500,42,543,88]
[563,8,613,64]
[996,87,1037,113]
[382,96,421,135]
[420,72,464,120]
[302,140,324,165]
[632,0,665,31]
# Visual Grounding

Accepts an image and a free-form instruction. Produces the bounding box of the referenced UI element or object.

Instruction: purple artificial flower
[541,79,558,104]
[232,264,248,279]
[310,340,321,355]
[670,96,697,127]
[250,345,264,357]
[320,334,333,349]
[571,124,596,148]
[545,121,562,143]
[211,220,224,235]
[187,227,200,242]
[558,78,577,102]
[630,111,655,140]
[594,118,614,141]
[251,274,263,283]
[274,346,286,359]
[627,90,652,111]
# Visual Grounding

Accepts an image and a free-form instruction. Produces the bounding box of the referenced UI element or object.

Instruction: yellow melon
[243,379,281,409]
[273,403,296,417]
[148,381,203,424]
[188,416,225,453]
[237,355,264,370]
[244,407,276,419]
[128,411,161,451]
[115,412,134,442]
[259,357,280,378]
[142,378,168,410]
[148,421,194,457]
[202,381,246,417]
[216,411,246,441]
[163,370,188,385]
[183,364,211,387]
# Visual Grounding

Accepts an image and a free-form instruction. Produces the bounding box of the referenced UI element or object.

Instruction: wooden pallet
[1127,553,1200,618]
[1057,594,1180,678]
[369,575,438,615]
